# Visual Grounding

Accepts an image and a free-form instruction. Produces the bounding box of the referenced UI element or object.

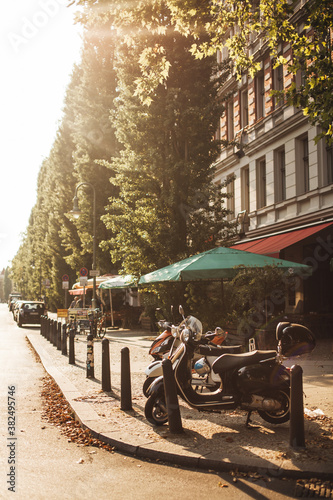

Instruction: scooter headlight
[181,328,191,343]
[171,326,179,338]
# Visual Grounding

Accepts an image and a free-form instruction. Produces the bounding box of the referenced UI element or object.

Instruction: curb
[27,333,333,482]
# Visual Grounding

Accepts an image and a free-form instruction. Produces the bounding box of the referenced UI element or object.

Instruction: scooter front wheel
[143,377,157,397]
[145,394,168,425]
[257,389,290,424]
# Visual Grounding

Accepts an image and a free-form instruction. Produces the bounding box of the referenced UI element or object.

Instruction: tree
[100,9,235,277]
[3,267,12,301]
[62,24,119,274]
[222,265,287,343]
[73,0,333,143]
[10,125,78,309]
[9,19,120,310]
[282,0,333,143]
[168,0,333,144]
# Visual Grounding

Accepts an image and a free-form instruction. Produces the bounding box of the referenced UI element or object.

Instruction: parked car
[9,294,22,312]
[12,300,25,322]
[16,301,46,327]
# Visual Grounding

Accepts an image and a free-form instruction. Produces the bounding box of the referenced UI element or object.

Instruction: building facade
[213,20,333,337]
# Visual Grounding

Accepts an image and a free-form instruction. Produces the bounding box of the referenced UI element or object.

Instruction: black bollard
[53,320,57,347]
[61,324,67,355]
[47,318,52,342]
[120,347,132,410]
[49,319,54,343]
[69,328,75,365]
[289,364,305,448]
[101,338,111,392]
[42,316,46,337]
[49,319,53,343]
[40,316,44,337]
[57,322,62,350]
[51,320,54,346]
[162,358,183,433]
[86,333,95,378]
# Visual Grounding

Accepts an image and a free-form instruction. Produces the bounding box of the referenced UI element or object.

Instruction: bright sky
[0,0,83,271]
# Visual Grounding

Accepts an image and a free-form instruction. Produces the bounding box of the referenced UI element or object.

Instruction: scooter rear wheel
[145,394,168,425]
[257,389,290,424]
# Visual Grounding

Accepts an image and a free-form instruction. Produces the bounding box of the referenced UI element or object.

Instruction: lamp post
[68,182,97,309]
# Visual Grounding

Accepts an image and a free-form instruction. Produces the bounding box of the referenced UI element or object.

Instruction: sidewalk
[27,327,333,481]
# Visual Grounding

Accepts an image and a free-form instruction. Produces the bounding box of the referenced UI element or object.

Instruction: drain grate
[294,479,333,497]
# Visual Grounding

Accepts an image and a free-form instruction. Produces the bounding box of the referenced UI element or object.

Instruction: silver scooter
[143,324,242,396]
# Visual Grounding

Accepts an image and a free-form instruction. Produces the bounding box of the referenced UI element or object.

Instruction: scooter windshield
[185,316,203,339]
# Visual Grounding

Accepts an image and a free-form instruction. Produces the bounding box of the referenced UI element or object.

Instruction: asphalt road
[0,304,299,499]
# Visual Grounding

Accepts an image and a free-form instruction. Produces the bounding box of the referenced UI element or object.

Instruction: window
[325,143,333,186]
[226,174,235,219]
[274,147,286,202]
[256,158,266,209]
[296,134,309,195]
[240,88,249,128]
[227,99,234,141]
[318,138,333,187]
[295,67,306,89]
[255,71,265,119]
[302,137,309,193]
[241,166,250,213]
[273,63,284,108]
[215,116,221,141]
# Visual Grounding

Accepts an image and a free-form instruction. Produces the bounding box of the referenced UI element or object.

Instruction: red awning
[231,222,333,257]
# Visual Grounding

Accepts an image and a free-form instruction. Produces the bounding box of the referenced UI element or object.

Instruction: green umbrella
[138,247,311,284]
[99,275,137,289]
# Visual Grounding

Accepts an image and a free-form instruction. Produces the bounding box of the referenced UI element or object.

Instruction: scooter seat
[212,349,277,374]
[199,344,242,356]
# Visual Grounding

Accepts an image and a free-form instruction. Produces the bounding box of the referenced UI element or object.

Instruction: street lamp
[68,182,97,309]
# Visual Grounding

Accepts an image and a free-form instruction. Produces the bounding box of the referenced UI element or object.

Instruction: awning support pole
[109,289,114,327]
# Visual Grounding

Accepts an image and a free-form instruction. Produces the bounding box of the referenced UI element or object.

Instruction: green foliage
[3,267,12,300]
[139,283,186,326]
[282,0,333,144]
[10,19,120,310]
[180,266,286,333]
[10,124,78,309]
[223,265,287,337]
[73,0,333,143]
[169,0,333,143]
[183,280,225,331]
[61,22,119,274]
[9,2,238,309]
[100,9,235,277]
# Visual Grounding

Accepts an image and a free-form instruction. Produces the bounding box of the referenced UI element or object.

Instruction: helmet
[194,357,210,375]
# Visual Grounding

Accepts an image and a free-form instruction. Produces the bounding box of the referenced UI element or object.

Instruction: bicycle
[96,313,107,339]
[86,309,107,339]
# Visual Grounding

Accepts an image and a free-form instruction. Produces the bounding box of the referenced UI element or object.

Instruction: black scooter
[144,311,315,426]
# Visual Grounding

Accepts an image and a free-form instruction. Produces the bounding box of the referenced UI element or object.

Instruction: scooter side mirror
[280,323,316,358]
[179,305,185,319]
[276,322,291,341]
[155,308,165,320]
[170,305,175,324]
